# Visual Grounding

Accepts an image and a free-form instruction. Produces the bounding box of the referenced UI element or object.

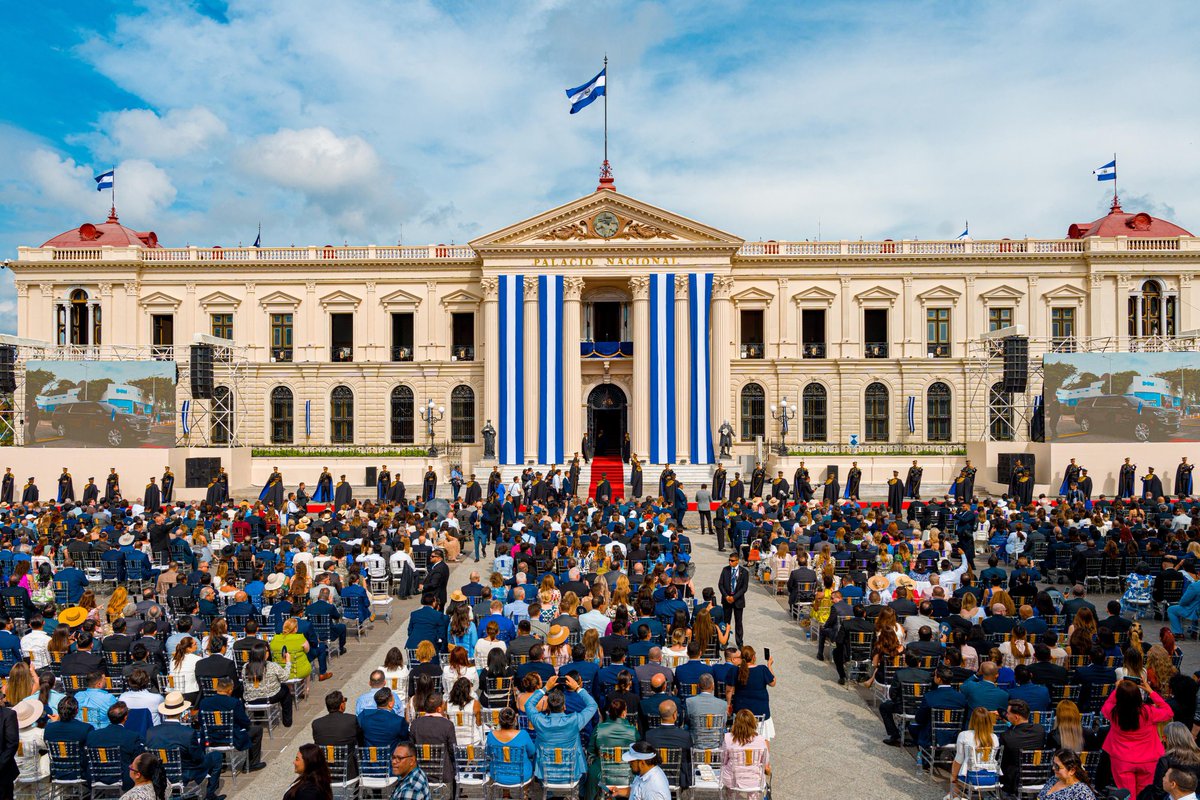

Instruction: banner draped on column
[538,275,564,464]
[649,273,676,464]
[689,273,715,464]
[498,274,525,464]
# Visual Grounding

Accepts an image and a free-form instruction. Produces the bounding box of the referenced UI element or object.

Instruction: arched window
[740,383,766,441]
[802,383,827,442]
[269,386,293,444]
[926,382,952,442]
[390,385,415,444]
[865,382,889,442]
[450,385,476,443]
[212,385,232,445]
[330,385,354,444]
[989,382,1014,441]
[56,288,101,346]
[1128,278,1178,340]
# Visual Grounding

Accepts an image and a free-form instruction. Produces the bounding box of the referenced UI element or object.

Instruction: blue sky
[2,1,1200,333]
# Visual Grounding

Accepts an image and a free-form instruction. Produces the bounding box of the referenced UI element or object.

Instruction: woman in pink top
[720,709,771,794]
[1101,678,1175,797]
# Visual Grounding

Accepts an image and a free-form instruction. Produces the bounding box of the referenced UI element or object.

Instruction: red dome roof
[1068,196,1192,239]
[40,211,160,248]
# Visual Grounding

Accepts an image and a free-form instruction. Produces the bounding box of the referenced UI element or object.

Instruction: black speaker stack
[1002,336,1029,393]
[185,457,222,488]
[365,466,377,487]
[996,453,1036,484]
[0,345,15,394]
[190,344,214,399]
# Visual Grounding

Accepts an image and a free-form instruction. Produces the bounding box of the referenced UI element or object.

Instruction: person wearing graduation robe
[960,461,977,501]
[57,468,75,503]
[161,468,174,504]
[1142,467,1165,500]
[581,434,594,464]
[0,468,12,504]
[749,463,766,499]
[422,466,437,501]
[711,464,726,501]
[144,477,161,511]
[793,462,813,504]
[1058,458,1082,497]
[388,477,406,504]
[313,468,334,503]
[886,470,904,515]
[621,432,631,463]
[334,474,353,511]
[21,477,37,504]
[259,467,284,508]
[82,477,99,505]
[205,475,222,505]
[659,465,675,498]
[821,472,840,505]
[843,462,862,501]
[1118,458,1137,500]
[486,468,502,499]
[377,466,392,501]
[595,472,613,505]
[463,474,482,506]
[1078,469,1093,501]
[904,460,923,499]
[770,471,789,502]
[216,469,229,503]
[728,473,745,504]
[567,457,580,495]
[629,455,644,498]
[1177,458,1194,498]
[1008,461,1024,499]
[104,468,120,503]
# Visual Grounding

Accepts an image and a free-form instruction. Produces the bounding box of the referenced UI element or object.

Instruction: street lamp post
[770,396,796,457]
[419,398,445,457]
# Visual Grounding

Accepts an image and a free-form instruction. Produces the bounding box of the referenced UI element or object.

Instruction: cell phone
[763,647,771,661]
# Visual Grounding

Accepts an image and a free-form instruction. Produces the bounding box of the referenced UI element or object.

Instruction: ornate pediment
[1041,283,1088,302]
[378,287,424,310]
[537,216,678,242]
[258,290,302,309]
[318,289,362,309]
[854,285,900,305]
[916,285,963,304]
[137,291,181,309]
[197,290,241,309]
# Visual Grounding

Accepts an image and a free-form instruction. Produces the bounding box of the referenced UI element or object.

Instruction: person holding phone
[523,673,598,783]
[1101,678,1175,797]
[725,645,776,740]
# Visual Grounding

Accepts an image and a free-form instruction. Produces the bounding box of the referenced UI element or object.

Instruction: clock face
[592,211,619,238]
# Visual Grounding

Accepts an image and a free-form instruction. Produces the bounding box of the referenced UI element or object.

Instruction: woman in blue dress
[725,645,776,739]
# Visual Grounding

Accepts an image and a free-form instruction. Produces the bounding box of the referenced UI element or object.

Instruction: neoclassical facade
[11,189,1200,468]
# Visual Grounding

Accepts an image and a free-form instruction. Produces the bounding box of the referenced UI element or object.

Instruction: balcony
[740,343,765,359]
[927,343,951,358]
[802,342,826,359]
[865,342,889,358]
[391,345,414,362]
[451,345,475,362]
[271,347,293,363]
[580,341,633,358]
[332,347,354,363]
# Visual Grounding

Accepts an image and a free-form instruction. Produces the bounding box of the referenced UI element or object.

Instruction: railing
[270,348,293,363]
[331,347,354,363]
[30,244,478,263]
[740,343,765,359]
[391,346,414,362]
[580,341,633,358]
[781,442,967,456]
[927,343,951,358]
[865,342,888,358]
[802,342,827,359]
[451,345,475,362]
[734,238,1154,257]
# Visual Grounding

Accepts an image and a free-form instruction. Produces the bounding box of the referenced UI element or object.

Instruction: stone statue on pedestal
[718,420,734,459]
[482,420,496,459]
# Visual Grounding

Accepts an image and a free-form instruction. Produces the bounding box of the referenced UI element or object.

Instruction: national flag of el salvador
[1093,160,1116,181]
[94,170,114,191]
[565,68,605,114]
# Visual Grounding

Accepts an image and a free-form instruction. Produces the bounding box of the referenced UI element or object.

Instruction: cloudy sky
[2,1,1198,332]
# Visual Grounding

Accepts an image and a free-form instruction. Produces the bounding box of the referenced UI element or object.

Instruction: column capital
[15,283,28,298]
[674,274,690,296]
[1183,274,1194,288]
[712,275,734,299]
[364,280,376,293]
[628,276,649,300]
[563,276,585,301]
[1090,273,1104,288]
[523,276,539,300]
[38,282,54,296]
[480,277,499,299]
[98,282,113,297]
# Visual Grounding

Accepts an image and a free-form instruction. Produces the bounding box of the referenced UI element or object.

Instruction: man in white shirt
[937,550,971,594]
[20,617,51,669]
[1163,765,1198,800]
[579,597,610,635]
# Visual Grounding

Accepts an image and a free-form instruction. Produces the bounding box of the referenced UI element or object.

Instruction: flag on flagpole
[253,223,261,248]
[1093,160,1116,181]
[957,222,969,240]
[94,170,115,191]
[565,67,606,114]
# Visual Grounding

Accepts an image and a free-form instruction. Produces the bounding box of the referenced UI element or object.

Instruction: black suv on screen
[48,401,151,446]
[1072,395,1182,441]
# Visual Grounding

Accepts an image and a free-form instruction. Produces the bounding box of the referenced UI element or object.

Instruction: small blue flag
[957,222,969,240]
[94,170,114,191]
[1093,160,1116,181]
[565,68,606,114]
[253,231,261,248]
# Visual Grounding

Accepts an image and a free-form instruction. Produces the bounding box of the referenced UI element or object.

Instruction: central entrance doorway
[587,384,627,456]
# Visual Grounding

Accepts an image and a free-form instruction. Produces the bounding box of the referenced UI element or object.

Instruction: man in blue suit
[960,662,1010,714]
[196,678,265,771]
[100,544,126,582]
[1167,564,1200,635]
[524,674,598,782]
[44,696,94,776]
[1007,665,1051,713]
[85,702,146,790]
[405,595,449,651]
[359,688,410,750]
[145,692,225,800]
[55,558,89,604]
[306,587,347,654]
[908,667,969,748]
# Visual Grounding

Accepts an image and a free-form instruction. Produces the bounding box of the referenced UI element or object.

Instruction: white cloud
[25,150,175,223]
[239,127,381,193]
[26,150,97,215]
[99,106,227,160]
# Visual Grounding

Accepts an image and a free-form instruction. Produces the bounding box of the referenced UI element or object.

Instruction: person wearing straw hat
[14,698,48,785]
[146,692,225,800]
[57,605,88,630]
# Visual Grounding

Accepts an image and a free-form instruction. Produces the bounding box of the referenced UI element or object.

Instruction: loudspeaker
[185,457,222,488]
[826,464,839,481]
[190,344,214,399]
[365,466,377,487]
[996,453,1037,485]
[0,345,16,395]
[1003,336,1029,393]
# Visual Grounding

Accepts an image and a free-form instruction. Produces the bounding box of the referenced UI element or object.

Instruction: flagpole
[603,54,608,165]
[1112,151,1118,206]
[110,165,116,220]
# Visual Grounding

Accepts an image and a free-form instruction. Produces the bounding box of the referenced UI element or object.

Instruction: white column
[674,275,691,463]
[563,278,584,457]
[630,277,650,457]
[523,277,539,462]
[711,276,734,454]
[481,278,499,444]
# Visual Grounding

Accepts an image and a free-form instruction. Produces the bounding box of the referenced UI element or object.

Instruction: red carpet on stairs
[587,455,625,500]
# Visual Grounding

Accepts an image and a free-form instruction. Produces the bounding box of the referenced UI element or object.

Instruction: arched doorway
[587,384,628,456]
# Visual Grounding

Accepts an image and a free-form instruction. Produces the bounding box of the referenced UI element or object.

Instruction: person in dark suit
[1073,646,1118,710]
[305,587,348,654]
[1098,600,1133,634]
[1028,644,1069,687]
[908,667,968,748]
[43,696,93,781]
[86,702,147,790]
[406,595,450,652]
[61,632,105,676]
[960,662,1010,714]
[644,698,693,788]
[195,637,241,698]
[423,549,450,609]
[409,694,458,797]
[880,651,932,745]
[196,678,265,771]
[359,688,410,751]
[312,691,362,777]
[145,692,225,800]
[0,702,16,800]
[1007,665,1051,713]
[999,698,1046,796]
[718,553,750,647]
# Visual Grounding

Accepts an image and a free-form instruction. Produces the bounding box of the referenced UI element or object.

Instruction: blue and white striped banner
[498,274,525,464]
[688,273,715,463]
[907,395,916,433]
[305,400,311,437]
[538,275,564,464]
[649,273,676,464]
[180,400,191,435]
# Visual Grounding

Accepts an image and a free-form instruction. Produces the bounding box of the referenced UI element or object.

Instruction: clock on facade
[592,211,619,238]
